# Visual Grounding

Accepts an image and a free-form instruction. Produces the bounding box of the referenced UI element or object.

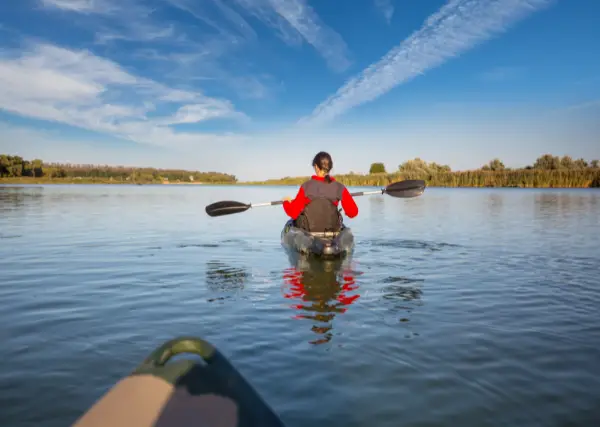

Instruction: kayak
[280,219,354,258]
[73,336,286,427]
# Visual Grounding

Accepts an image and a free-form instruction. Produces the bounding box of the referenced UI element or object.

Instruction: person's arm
[340,187,358,218]
[283,186,308,219]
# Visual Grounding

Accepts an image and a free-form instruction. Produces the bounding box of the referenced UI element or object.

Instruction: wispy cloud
[263,0,352,72]
[375,0,395,24]
[42,0,177,44]
[299,0,554,126]
[166,0,352,72]
[131,47,279,100]
[40,0,279,99]
[207,0,353,72]
[95,22,176,44]
[0,42,246,147]
[165,0,258,42]
[40,0,117,14]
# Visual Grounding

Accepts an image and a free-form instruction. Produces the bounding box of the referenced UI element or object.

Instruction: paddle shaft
[251,201,284,208]
[253,186,413,207]
[252,190,381,208]
[349,189,383,197]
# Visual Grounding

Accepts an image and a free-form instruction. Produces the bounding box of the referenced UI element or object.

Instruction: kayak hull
[280,219,354,258]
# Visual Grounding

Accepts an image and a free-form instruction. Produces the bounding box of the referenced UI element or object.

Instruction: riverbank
[0,154,238,185]
[0,177,231,185]
[3,169,600,188]
[242,169,600,188]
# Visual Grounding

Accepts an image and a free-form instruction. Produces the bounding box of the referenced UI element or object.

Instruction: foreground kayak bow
[72,336,286,427]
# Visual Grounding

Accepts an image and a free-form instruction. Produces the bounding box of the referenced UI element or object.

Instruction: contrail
[299,0,554,126]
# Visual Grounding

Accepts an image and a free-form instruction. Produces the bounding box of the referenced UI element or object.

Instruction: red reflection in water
[281,258,360,345]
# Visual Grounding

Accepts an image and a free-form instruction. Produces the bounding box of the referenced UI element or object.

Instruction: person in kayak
[283,151,358,232]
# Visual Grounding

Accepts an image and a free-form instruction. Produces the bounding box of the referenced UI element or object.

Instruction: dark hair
[312,151,333,183]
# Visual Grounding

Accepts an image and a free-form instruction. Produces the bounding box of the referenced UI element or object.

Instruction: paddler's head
[312,151,333,183]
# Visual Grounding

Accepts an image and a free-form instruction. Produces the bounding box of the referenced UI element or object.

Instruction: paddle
[205,179,426,217]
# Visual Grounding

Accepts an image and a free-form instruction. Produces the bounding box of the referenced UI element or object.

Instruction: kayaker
[282,151,358,232]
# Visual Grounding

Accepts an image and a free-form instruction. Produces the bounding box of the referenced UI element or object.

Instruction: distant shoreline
[0,178,222,185]
[2,153,599,188]
[2,171,599,189]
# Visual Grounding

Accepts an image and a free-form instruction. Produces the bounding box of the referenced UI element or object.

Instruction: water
[1,184,600,427]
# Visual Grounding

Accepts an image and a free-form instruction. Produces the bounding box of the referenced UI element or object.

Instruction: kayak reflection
[281,251,361,345]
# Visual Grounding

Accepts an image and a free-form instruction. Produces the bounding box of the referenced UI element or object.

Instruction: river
[1,184,599,427]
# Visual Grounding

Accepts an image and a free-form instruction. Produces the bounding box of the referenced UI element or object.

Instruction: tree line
[245,154,600,188]
[369,154,599,174]
[0,154,237,184]
[3,153,599,187]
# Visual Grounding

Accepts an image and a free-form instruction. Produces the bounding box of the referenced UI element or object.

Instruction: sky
[0,0,599,181]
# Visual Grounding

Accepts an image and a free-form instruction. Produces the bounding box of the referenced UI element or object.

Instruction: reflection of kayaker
[72,337,286,427]
[281,253,360,345]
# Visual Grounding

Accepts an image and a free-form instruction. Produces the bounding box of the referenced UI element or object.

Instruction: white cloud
[264,0,352,72]
[165,0,258,42]
[0,43,246,147]
[40,0,117,14]
[131,47,278,100]
[95,22,176,44]
[375,0,395,24]
[41,0,278,99]
[43,0,180,44]
[299,0,554,126]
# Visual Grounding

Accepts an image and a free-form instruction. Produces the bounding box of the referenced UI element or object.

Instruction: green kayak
[72,337,286,427]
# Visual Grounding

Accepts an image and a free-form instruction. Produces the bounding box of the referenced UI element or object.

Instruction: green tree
[560,155,574,169]
[590,160,599,169]
[10,156,23,177]
[573,158,588,169]
[398,158,451,178]
[533,154,560,170]
[32,159,44,177]
[482,158,505,171]
[0,155,9,177]
[369,162,386,174]
[428,162,451,173]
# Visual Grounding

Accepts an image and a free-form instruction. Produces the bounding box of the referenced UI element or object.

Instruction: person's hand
[282,196,292,202]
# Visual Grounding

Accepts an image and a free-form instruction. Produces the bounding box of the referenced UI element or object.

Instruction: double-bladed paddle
[205,179,426,217]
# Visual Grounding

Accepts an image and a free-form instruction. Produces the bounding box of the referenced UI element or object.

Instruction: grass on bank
[243,169,600,188]
[2,168,600,188]
[0,176,234,185]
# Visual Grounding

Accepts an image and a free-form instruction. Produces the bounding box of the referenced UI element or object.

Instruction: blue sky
[0,0,598,181]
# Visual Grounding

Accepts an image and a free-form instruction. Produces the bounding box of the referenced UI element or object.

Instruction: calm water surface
[1,185,600,427]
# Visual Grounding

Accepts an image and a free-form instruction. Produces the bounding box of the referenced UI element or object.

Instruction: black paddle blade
[205,201,251,217]
[384,179,426,198]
